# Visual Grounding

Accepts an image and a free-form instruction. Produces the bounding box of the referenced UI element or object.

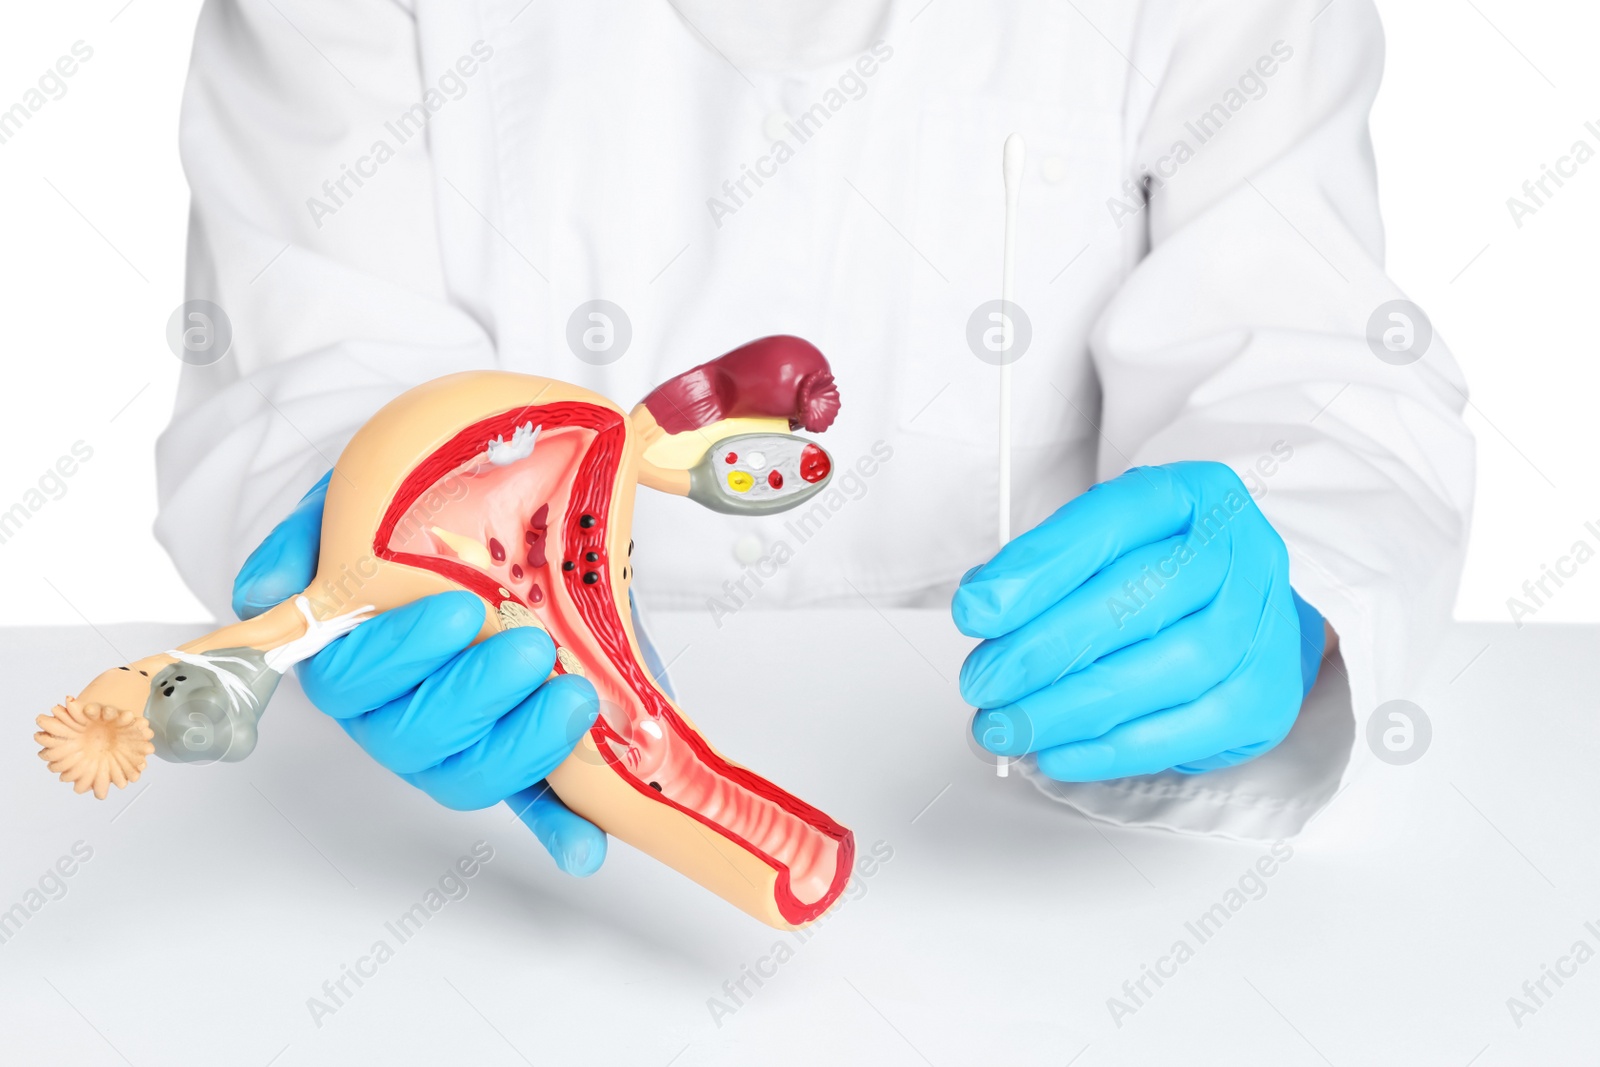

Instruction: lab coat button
[762,112,790,143]
[733,534,765,565]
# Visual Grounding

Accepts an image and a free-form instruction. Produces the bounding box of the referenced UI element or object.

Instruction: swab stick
[997,132,1025,778]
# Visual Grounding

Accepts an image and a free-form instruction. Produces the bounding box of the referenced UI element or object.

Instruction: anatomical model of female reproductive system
[35,336,854,928]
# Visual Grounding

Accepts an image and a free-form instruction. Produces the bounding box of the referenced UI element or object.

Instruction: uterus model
[35,336,853,928]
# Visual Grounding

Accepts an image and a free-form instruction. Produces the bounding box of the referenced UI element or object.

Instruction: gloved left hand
[233,471,608,876]
[952,461,1327,780]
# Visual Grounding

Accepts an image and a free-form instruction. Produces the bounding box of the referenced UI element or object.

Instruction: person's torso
[415,0,1143,609]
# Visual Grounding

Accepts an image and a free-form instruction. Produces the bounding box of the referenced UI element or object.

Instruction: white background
[1,0,1595,625]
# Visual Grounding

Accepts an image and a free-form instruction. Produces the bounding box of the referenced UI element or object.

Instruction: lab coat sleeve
[1022,0,1476,839]
[155,0,496,621]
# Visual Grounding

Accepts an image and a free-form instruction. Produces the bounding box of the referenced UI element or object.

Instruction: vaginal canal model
[34,336,854,929]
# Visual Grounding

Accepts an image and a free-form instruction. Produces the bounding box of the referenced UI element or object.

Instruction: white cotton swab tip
[1003,132,1027,191]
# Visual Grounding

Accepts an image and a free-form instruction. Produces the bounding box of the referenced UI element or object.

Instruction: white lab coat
[157,0,1475,840]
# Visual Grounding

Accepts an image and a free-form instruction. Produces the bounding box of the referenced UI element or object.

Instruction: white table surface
[2,609,1596,1066]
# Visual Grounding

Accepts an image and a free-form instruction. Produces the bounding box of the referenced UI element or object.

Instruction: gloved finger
[1033,595,1302,781]
[298,591,486,718]
[507,782,608,877]
[1171,740,1278,774]
[953,465,1198,639]
[1291,589,1327,696]
[232,470,332,620]
[344,625,560,774]
[404,674,600,811]
[959,530,1233,709]
[971,577,1262,755]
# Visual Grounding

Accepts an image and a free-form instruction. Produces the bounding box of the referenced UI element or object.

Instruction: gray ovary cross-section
[144,648,282,765]
[688,432,832,516]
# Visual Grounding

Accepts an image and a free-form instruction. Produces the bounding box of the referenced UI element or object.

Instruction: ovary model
[35,336,853,928]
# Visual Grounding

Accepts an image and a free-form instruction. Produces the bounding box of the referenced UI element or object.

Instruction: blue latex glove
[952,461,1327,781]
[233,471,608,875]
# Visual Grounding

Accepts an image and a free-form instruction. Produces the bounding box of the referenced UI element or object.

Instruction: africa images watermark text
[306,42,494,229]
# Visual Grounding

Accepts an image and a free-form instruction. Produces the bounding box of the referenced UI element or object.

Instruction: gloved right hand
[232,471,608,876]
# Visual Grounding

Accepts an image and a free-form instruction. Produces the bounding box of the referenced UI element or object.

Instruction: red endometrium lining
[376,402,852,921]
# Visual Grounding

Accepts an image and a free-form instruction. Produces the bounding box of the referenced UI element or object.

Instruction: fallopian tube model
[35,336,853,928]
